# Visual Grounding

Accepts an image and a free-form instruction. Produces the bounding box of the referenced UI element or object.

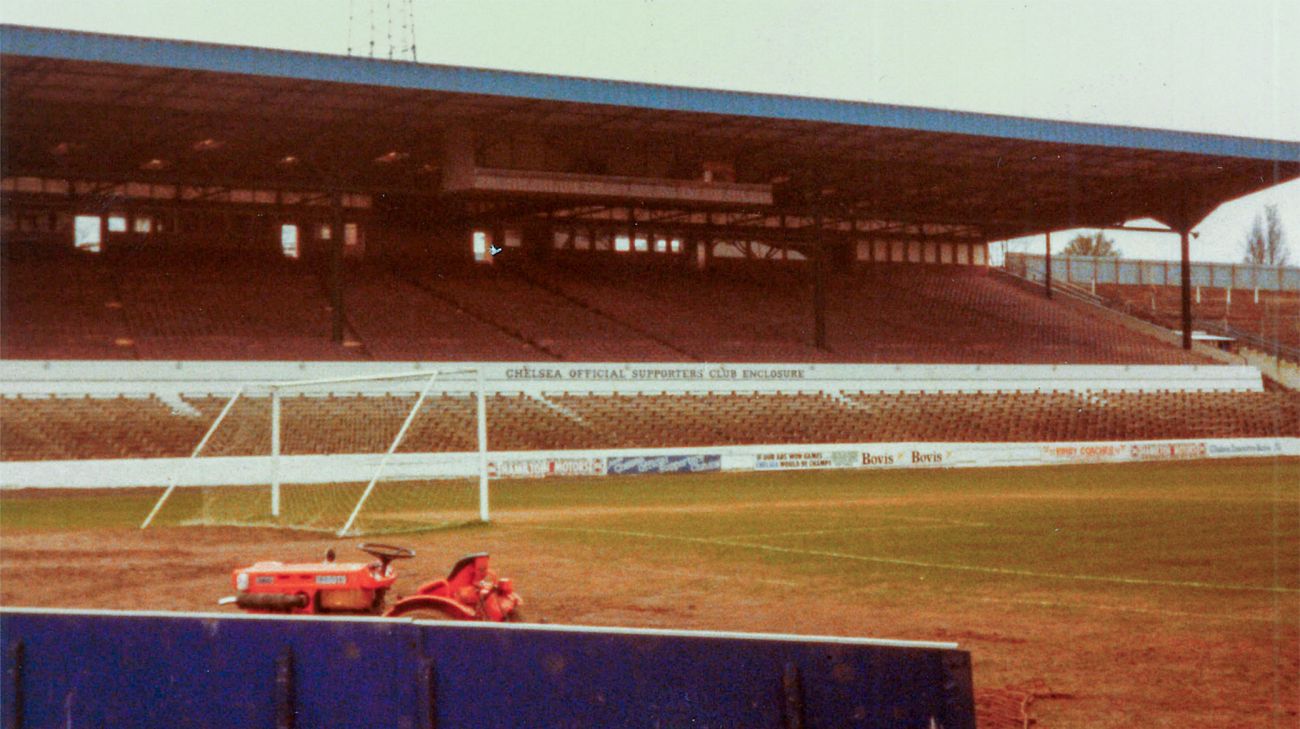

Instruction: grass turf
[495,460,1299,609]
[5,459,1296,602]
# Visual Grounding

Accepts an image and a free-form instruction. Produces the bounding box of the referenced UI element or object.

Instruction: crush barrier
[0,608,974,728]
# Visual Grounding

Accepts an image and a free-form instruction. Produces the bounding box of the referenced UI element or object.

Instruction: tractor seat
[415,552,489,596]
[446,552,489,581]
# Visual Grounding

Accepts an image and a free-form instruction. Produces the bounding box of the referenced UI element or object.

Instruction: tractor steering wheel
[358,543,415,573]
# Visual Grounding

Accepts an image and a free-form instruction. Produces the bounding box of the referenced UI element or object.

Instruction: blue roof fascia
[3,23,1298,164]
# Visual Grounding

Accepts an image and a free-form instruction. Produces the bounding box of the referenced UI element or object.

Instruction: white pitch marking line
[871,515,993,527]
[971,595,1285,624]
[526,525,1300,594]
[726,524,959,540]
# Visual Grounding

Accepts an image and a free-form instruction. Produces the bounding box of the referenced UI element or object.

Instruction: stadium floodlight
[140,368,490,536]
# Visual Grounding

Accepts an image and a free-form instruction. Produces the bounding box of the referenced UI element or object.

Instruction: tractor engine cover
[318,589,375,611]
[230,558,397,615]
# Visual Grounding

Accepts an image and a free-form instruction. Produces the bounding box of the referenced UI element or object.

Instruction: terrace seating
[181,393,481,455]
[0,251,1231,364]
[413,264,683,361]
[1095,284,1300,353]
[117,258,361,360]
[837,390,1300,441]
[0,255,135,359]
[826,266,1208,364]
[1,253,366,360]
[156,392,603,456]
[516,260,1204,364]
[3,389,1295,461]
[547,391,868,447]
[525,260,841,362]
[0,394,206,460]
[344,266,539,361]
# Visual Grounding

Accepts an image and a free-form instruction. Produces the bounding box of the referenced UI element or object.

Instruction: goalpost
[140,368,490,536]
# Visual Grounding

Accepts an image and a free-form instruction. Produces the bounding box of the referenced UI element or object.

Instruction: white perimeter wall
[3,438,1294,489]
[0,361,1264,396]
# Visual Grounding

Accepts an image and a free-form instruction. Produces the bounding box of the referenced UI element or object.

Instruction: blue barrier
[606,454,722,475]
[1,608,974,728]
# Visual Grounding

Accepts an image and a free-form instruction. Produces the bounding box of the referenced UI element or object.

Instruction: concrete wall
[0,361,1264,397]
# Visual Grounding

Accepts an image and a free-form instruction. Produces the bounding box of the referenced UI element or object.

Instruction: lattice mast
[348,0,418,61]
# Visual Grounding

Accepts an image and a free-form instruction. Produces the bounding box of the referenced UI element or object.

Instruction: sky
[2,0,1297,264]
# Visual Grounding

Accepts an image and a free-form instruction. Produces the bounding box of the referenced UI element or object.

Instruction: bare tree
[1242,204,1290,266]
[1061,232,1120,257]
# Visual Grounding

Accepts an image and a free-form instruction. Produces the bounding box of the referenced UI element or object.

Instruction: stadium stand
[479,259,1206,365]
[3,389,1295,461]
[0,251,1226,365]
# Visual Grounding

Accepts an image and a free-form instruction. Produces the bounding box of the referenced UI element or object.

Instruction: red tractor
[221,543,523,622]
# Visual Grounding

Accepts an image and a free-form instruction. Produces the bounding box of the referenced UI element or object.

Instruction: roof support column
[812,215,827,350]
[1180,227,1192,350]
[1166,190,1197,351]
[331,193,345,344]
[1044,230,1053,299]
[695,236,711,272]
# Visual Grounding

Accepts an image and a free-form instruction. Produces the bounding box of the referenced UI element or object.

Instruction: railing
[998,263,1300,363]
[1195,319,1300,363]
[1004,252,1300,292]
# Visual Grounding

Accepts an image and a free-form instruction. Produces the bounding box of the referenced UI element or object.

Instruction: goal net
[141,368,489,536]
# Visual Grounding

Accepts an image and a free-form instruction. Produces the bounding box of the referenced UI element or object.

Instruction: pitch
[2,458,1296,728]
